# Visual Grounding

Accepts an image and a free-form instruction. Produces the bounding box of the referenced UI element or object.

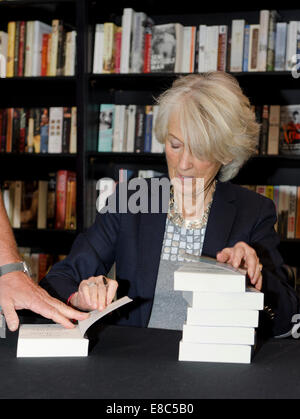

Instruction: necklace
[167,180,216,230]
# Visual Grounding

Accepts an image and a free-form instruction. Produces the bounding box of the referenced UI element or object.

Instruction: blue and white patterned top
[148,216,208,331]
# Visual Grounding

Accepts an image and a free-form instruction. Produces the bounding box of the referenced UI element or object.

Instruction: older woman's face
[165,112,221,194]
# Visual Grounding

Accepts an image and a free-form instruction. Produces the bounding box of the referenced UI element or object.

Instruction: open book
[17,296,132,357]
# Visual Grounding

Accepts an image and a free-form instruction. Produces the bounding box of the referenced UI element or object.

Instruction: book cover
[64,30,76,76]
[242,24,250,72]
[13,21,20,77]
[204,25,219,72]
[65,171,76,230]
[182,324,255,345]
[69,106,77,153]
[48,107,63,153]
[285,21,298,71]
[120,8,135,73]
[103,22,117,73]
[274,22,287,71]
[24,21,34,76]
[134,105,145,153]
[49,19,60,76]
[32,20,52,76]
[217,25,227,72]
[144,105,153,152]
[143,20,153,73]
[114,26,122,74]
[62,107,71,153]
[260,104,269,154]
[33,107,41,153]
[186,307,259,327]
[266,10,278,71]
[151,23,183,72]
[98,104,115,152]
[41,33,49,76]
[267,105,280,155]
[0,31,8,78]
[197,25,206,73]
[17,21,26,76]
[56,21,65,76]
[131,12,147,73]
[6,21,15,77]
[126,104,136,152]
[248,24,260,72]
[40,107,49,153]
[257,10,269,71]
[279,105,300,156]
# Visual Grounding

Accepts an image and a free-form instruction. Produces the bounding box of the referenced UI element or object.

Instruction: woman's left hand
[216,241,263,291]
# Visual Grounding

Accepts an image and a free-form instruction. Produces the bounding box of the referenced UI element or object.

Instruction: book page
[78,296,132,337]
[19,323,83,339]
[181,254,247,275]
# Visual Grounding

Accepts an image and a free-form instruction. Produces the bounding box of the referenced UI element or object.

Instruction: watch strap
[0,262,27,277]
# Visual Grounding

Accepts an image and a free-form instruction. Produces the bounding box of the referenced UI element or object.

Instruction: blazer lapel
[202,181,237,258]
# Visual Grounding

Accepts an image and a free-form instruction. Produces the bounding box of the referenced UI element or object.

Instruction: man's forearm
[0,192,20,265]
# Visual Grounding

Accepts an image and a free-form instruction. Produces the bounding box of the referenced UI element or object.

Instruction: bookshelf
[0,0,300,271]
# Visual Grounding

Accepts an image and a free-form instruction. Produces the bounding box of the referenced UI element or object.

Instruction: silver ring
[87,282,97,288]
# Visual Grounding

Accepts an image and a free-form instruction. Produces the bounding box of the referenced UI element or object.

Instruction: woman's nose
[178,148,193,170]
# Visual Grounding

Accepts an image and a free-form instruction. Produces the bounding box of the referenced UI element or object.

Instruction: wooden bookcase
[0,0,300,269]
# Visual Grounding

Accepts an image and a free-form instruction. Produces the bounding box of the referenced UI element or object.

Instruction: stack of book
[174,257,264,364]
[0,312,5,338]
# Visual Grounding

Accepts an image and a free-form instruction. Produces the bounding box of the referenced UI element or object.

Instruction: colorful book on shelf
[98,104,115,152]
[280,105,300,156]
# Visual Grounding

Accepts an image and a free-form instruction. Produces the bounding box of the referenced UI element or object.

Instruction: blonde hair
[154,72,260,181]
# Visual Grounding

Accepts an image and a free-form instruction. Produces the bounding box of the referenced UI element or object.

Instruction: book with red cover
[18,21,26,76]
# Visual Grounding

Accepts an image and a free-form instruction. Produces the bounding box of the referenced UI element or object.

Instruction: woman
[40,72,299,337]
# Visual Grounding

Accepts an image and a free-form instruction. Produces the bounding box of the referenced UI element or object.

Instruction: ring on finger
[259,263,263,271]
[87,282,97,288]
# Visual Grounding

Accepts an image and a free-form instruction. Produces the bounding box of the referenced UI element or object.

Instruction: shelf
[88,151,166,163]
[13,228,77,254]
[0,153,77,178]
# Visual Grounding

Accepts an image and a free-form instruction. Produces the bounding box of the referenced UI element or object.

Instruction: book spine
[6,108,13,152]
[248,24,260,71]
[40,107,49,153]
[126,104,136,152]
[47,172,56,229]
[143,25,152,73]
[62,107,71,153]
[24,21,33,76]
[33,108,41,153]
[19,108,26,153]
[0,109,7,152]
[0,31,8,78]
[274,22,287,71]
[287,186,297,239]
[175,23,184,73]
[267,105,280,155]
[242,24,250,72]
[18,21,26,76]
[12,180,22,228]
[205,26,219,72]
[6,21,16,77]
[114,27,122,74]
[12,108,20,153]
[103,23,116,73]
[285,21,298,71]
[131,12,146,73]
[64,31,76,76]
[48,107,63,153]
[13,21,20,77]
[65,171,76,230]
[120,8,134,73]
[26,109,34,153]
[198,25,206,72]
[181,26,192,73]
[230,20,245,72]
[266,10,277,71]
[93,24,104,74]
[144,105,153,152]
[134,105,145,153]
[37,180,48,229]
[69,106,77,153]
[46,33,52,76]
[41,34,49,76]
[257,10,269,71]
[50,19,59,76]
[56,22,65,76]
[260,105,269,154]
[296,186,300,239]
[55,170,68,229]
[98,104,114,152]
[217,25,227,72]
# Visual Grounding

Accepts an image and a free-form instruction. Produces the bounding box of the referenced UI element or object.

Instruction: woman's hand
[216,241,263,290]
[70,275,118,312]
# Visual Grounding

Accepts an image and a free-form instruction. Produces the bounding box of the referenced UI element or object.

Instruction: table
[1,323,300,399]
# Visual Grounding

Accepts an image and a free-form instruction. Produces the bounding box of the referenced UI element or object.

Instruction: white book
[267,104,280,155]
[285,21,298,71]
[0,312,5,338]
[180,26,194,73]
[49,19,60,76]
[48,107,63,153]
[37,180,48,229]
[126,104,136,152]
[257,10,270,71]
[248,24,260,71]
[64,31,76,76]
[204,25,219,71]
[230,19,245,72]
[0,31,8,78]
[197,25,207,72]
[186,308,259,327]
[120,8,135,73]
[274,22,287,71]
[12,181,22,228]
[175,23,184,73]
[17,297,132,357]
[131,12,147,73]
[182,324,255,345]
[179,341,252,364]
[24,21,34,76]
[182,287,264,310]
[112,105,121,152]
[174,257,246,293]
[93,24,104,74]
[32,21,52,76]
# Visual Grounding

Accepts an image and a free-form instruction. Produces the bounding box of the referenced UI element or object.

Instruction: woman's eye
[170,142,181,149]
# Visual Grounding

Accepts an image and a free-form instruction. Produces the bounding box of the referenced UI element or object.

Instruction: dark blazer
[40,180,299,337]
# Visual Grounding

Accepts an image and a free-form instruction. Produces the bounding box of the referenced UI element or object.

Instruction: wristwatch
[0,261,31,277]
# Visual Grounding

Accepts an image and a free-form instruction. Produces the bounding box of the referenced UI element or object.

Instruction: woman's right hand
[70,275,118,312]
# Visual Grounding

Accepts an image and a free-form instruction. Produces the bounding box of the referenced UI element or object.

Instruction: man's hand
[0,271,89,331]
[216,241,263,290]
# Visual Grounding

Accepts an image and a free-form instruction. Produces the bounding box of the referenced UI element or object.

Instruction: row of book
[242,184,300,239]
[1,170,76,230]
[93,8,299,74]
[175,260,263,364]
[255,104,300,156]
[19,247,66,284]
[0,107,77,154]
[0,20,76,78]
[98,104,164,153]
